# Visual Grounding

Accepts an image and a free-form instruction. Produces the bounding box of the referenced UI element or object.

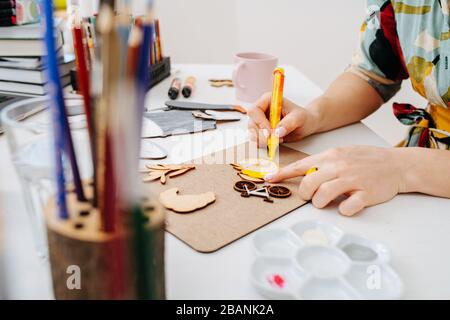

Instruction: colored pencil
[97,3,120,232]
[132,7,155,300]
[44,1,87,204]
[132,204,152,299]
[126,24,142,79]
[45,0,162,298]
[154,18,162,62]
[73,19,99,208]
[43,1,86,204]
[42,0,68,219]
[117,3,131,77]
[62,94,87,202]
[72,23,94,145]
[136,22,152,127]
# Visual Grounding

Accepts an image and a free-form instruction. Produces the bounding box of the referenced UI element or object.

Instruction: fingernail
[262,129,269,138]
[264,173,274,181]
[275,127,286,138]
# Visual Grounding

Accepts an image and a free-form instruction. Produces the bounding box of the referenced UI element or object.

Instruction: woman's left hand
[264,146,407,216]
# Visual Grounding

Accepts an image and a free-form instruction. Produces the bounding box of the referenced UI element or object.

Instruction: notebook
[0,54,75,84]
[0,19,64,56]
[0,74,71,95]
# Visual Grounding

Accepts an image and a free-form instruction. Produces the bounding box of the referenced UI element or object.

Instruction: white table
[1,64,450,299]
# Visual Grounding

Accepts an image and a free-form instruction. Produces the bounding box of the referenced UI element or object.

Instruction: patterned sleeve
[348,0,409,102]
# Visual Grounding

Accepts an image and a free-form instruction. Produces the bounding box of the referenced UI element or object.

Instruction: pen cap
[168,78,181,100]
[274,67,285,75]
[269,67,285,128]
[182,76,196,98]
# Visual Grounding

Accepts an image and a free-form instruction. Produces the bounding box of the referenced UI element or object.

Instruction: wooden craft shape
[159,188,216,213]
[142,164,195,185]
[144,142,309,253]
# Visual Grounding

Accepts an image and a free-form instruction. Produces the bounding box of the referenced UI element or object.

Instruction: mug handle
[232,61,246,89]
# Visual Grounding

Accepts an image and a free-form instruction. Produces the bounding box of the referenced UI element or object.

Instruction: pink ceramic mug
[232,52,278,103]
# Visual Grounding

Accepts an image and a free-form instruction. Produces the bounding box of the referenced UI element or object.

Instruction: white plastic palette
[251,220,403,300]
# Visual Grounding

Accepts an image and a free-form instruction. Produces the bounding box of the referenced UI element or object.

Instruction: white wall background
[154,0,427,146]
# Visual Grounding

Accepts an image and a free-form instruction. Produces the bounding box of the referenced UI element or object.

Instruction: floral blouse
[350,0,450,149]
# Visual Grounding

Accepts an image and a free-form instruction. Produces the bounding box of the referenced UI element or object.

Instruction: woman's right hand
[248,92,320,147]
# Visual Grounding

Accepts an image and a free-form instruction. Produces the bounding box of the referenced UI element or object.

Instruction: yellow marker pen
[267,68,285,160]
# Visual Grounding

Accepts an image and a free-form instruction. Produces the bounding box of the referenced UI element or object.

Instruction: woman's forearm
[397,147,450,198]
[306,72,384,134]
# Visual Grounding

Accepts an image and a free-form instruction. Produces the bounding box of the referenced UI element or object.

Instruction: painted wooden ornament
[142,164,195,184]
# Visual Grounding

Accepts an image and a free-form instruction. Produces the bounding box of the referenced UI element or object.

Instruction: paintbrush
[97,2,127,298]
[73,15,97,198]
[128,1,158,300]
[97,3,121,232]
[116,0,132,77]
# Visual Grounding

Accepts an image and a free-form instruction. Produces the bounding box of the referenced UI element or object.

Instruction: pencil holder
[149,56,171,89]
[44,181,166,300]
[70,56,171,92]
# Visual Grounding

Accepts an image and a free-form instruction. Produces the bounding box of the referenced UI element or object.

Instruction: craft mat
[143,143,308,253]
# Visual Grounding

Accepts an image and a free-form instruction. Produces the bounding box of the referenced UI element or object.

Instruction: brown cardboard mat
[143,143,308,253]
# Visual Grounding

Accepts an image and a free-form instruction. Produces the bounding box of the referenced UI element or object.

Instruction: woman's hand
[248,92,320,147]
[265,146,408,216]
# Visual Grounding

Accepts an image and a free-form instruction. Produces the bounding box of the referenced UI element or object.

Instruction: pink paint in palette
[267,274,285,289]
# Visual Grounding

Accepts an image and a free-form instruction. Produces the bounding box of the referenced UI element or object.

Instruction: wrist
[304,98,326,135]
[304,96,331,134]
[391,147,418,194]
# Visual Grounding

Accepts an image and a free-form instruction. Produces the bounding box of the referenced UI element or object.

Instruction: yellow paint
[268,68,285,160]
[267,136,279,161]
[241,169,267,179]
[441,31,450,41]
[305,167,318,175]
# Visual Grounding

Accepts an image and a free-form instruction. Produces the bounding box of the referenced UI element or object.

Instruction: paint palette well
[251,220,403,300]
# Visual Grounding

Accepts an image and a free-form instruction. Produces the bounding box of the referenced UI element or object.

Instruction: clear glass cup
[1,97,90,260]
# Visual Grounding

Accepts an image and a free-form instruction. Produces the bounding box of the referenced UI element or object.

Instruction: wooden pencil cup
[44,182,166,300]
